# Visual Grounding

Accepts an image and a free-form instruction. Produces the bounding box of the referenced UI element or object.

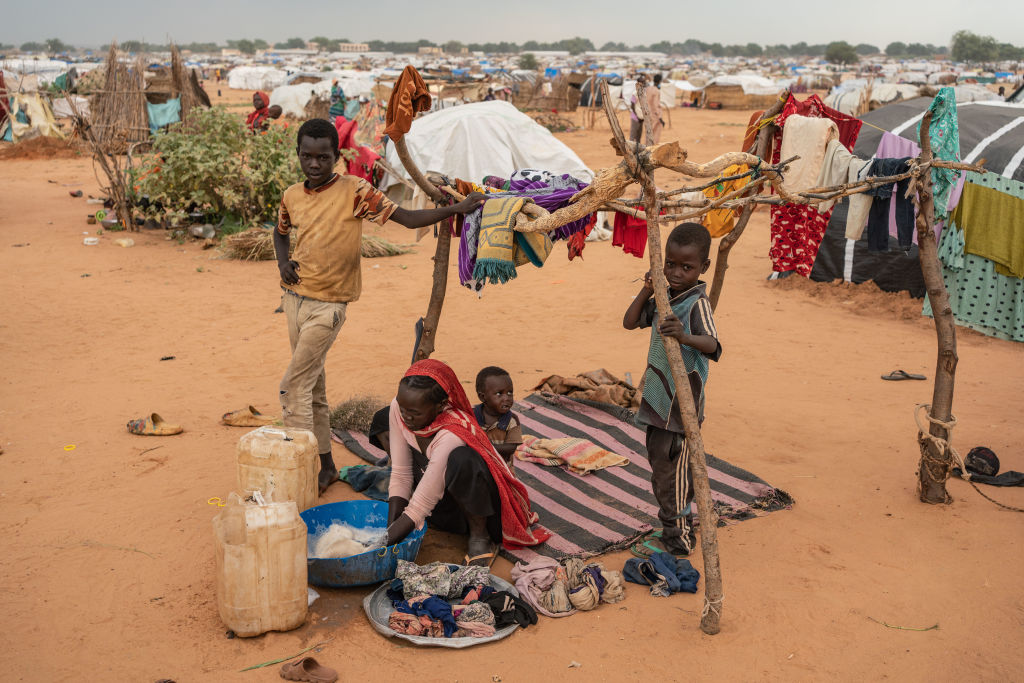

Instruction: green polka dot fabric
[924,172,1024,342]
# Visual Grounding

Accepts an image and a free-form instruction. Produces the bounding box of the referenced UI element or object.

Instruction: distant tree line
[6,31,1023,63]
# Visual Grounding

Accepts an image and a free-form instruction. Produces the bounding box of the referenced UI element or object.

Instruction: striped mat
[333,393,792,562]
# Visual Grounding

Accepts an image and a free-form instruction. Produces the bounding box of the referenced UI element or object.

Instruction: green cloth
[923,215,1024,342]
[956,179,1024,278]
[917,87,961,216]
[640,288,708,426]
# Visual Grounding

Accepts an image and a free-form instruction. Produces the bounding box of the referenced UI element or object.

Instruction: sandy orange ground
[1,101,1023,682]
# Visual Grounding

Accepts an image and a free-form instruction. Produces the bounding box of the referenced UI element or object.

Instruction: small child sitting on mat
[367,365,523,466]
[473,366,524,465]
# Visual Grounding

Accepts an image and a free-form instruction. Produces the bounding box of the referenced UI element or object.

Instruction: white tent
[227,66,288,91]
[270,81,333,118]
[383,100,593,196]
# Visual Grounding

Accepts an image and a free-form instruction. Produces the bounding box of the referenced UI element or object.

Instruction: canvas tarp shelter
[227,66,288,92]
[5,93,65,141]
[811,97,1024,304]
[382,100,592,198]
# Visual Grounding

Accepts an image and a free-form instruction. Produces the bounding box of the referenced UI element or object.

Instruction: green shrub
[132,106,305,226]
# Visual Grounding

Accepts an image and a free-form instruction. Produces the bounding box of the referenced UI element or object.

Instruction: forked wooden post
[913,111,959,503]
[392,137,451,362]
[633,81,724,634]
[708,94,788,311]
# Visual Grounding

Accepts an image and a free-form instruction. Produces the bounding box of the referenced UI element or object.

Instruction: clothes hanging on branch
[864,157,915,252]
[917,86,961,217]
[769,94,862,275]
[701,164,750,237]
[612,210,648,257]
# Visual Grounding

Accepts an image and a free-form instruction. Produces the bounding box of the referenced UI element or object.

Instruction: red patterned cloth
[404,360,550,548]
[768,94,862,274]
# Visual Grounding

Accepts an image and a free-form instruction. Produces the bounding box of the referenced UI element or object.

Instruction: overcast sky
[4,0,1021,50]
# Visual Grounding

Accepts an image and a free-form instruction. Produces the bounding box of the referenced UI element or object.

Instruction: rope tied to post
[702,593,724,618]
[914,404,1024,513]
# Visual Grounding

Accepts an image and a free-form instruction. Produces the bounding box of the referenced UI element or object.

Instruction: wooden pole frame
[633,79,725,634]
[913,111,959,504]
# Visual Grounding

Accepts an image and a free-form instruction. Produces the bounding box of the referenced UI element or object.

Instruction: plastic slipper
[126,413,183,436]
[221,405,278,427]
[630,530,663,559]
[464,545,498,569]
[881,370,927,381]
[279,657,337,683]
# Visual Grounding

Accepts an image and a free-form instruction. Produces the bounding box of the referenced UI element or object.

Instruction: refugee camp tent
[810,97,1024,340]
[382,100,593,197]
[5,93,65,141]
[270,81,333,118]
[701,75,783,109]
[227,66,288,92]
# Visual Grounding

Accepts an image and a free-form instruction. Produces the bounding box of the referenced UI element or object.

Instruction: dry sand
[1,101,1022,682]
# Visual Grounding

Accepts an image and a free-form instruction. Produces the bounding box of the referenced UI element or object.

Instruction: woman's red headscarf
[246,91,270,131]
[404,359,550,548]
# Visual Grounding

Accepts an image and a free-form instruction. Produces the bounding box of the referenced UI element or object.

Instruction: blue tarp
[544,67,559,77]
[146,97,181,133]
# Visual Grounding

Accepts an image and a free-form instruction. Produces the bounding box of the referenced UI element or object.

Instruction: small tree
[518,53,538,70]
[45,37,70,54]
[855,43,879,55]
[886,41,907,57]
[825,41,859,65]
[443,40,465,55]
[20,41,45,52]
[310,36,339,52]
[951,30,999,63]
[275,37,306,50]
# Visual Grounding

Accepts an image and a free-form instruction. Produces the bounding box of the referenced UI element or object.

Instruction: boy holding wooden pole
[622,222,721,555]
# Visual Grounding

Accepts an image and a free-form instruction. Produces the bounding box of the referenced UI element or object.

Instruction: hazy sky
[4,0,1021,50]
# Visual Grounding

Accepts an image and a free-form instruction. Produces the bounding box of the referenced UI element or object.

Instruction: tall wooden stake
[914,111,959,503]
[708,95,788,311]
[392,137,450,361]
[634,82,724,634]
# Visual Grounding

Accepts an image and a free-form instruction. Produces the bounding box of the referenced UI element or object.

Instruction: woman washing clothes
[384,360,549,566]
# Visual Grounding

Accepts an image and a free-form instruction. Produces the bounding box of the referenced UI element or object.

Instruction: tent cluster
[807,97,1024,341]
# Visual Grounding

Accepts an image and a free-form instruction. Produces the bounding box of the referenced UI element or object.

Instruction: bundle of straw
[220,228,414,261]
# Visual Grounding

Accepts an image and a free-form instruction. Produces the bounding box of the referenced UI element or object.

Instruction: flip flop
[221,405,278,427]
[464,542,498,568]
[279,657,337,683]
[126,413,183,436]
[630,530,663,559]
[881,370,927,381]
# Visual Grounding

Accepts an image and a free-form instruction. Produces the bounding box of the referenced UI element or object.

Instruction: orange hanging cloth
[701,164,750,238]
[384,66,432,142]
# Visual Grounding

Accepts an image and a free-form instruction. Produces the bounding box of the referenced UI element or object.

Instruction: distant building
[221,48,241,58]
[337,43,369,53]
[418,46,443,56]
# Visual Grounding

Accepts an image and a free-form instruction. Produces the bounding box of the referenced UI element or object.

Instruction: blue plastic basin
[300,500,426,588]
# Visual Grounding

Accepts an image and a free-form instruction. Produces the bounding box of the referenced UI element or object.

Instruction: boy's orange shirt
[276,174,396,303]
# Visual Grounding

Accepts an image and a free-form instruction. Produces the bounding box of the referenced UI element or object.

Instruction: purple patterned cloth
[457,169,594,286]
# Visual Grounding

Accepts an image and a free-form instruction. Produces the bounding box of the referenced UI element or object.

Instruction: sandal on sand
[126,413,183,436]
[221,405,278,427]
[630,530,663,559]
[279,657,337,683]
[881,370,927,381]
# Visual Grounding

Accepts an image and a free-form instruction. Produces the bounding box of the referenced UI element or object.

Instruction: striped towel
[516,435,630,475]
[473,196,552,284]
